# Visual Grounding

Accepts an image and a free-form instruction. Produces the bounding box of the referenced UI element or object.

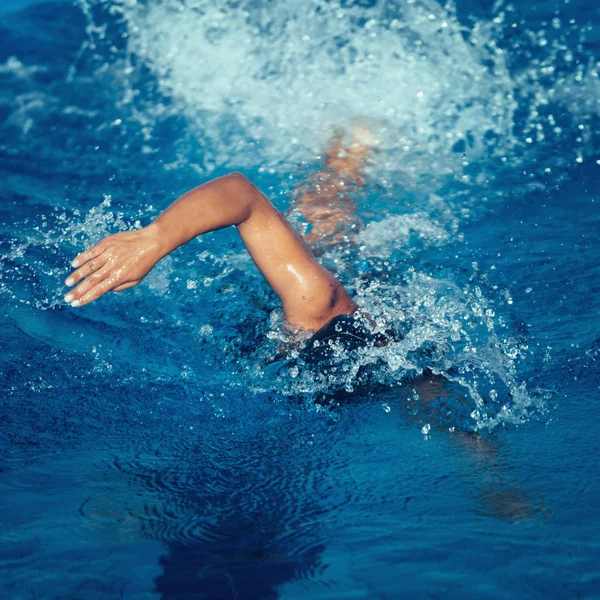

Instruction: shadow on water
[154,511,324,600]
[109,429,329,599]
[110,373,544,599]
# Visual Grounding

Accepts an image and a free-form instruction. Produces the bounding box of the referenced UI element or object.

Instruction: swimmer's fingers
[74,276,123,307]
[70,240,108,269]
[64,253,110,287]
[64,263,114,306]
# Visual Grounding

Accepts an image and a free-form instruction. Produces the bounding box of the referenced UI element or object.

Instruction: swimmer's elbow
[328,281,358,320]
[304,280,357,330]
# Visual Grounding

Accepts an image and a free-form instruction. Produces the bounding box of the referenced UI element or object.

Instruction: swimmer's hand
[64,227,163,307]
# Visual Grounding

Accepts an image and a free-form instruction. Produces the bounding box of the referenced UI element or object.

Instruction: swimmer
[64,128,375,340]
[64,128,537,521]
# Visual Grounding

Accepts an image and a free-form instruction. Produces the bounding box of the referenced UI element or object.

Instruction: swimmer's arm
[64,173,356,331]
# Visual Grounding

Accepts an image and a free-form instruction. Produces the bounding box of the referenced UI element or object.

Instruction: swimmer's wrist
[143,222,173,260]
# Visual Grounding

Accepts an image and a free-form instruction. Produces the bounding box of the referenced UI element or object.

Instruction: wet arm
[65,173,356,331]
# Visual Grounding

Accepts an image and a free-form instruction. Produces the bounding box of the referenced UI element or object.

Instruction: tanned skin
[64,174,359,332]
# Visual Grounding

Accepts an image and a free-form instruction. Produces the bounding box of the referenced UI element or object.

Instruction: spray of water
[2,0,597,429]
[78,0,598,182]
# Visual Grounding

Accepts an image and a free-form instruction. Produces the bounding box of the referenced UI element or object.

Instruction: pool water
[1,0,599,598]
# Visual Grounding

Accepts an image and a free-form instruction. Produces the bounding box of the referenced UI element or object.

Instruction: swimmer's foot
[292,122,381,248]
[325,124,378,180]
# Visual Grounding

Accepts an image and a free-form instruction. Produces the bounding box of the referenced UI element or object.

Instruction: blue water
[1,0,599,598]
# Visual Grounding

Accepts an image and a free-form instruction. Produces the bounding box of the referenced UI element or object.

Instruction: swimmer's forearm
[146,172,261,258]
[64,172,266,307]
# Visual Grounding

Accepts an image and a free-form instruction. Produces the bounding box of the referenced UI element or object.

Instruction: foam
[78,0,597,184]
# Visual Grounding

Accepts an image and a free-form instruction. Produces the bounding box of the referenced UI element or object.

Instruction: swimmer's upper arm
[231,173,356,330]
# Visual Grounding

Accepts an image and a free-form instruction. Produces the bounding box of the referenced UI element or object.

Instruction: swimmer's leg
[409,371,538,521]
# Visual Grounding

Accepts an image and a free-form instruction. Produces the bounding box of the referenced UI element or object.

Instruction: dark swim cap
[300,312,397,364]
